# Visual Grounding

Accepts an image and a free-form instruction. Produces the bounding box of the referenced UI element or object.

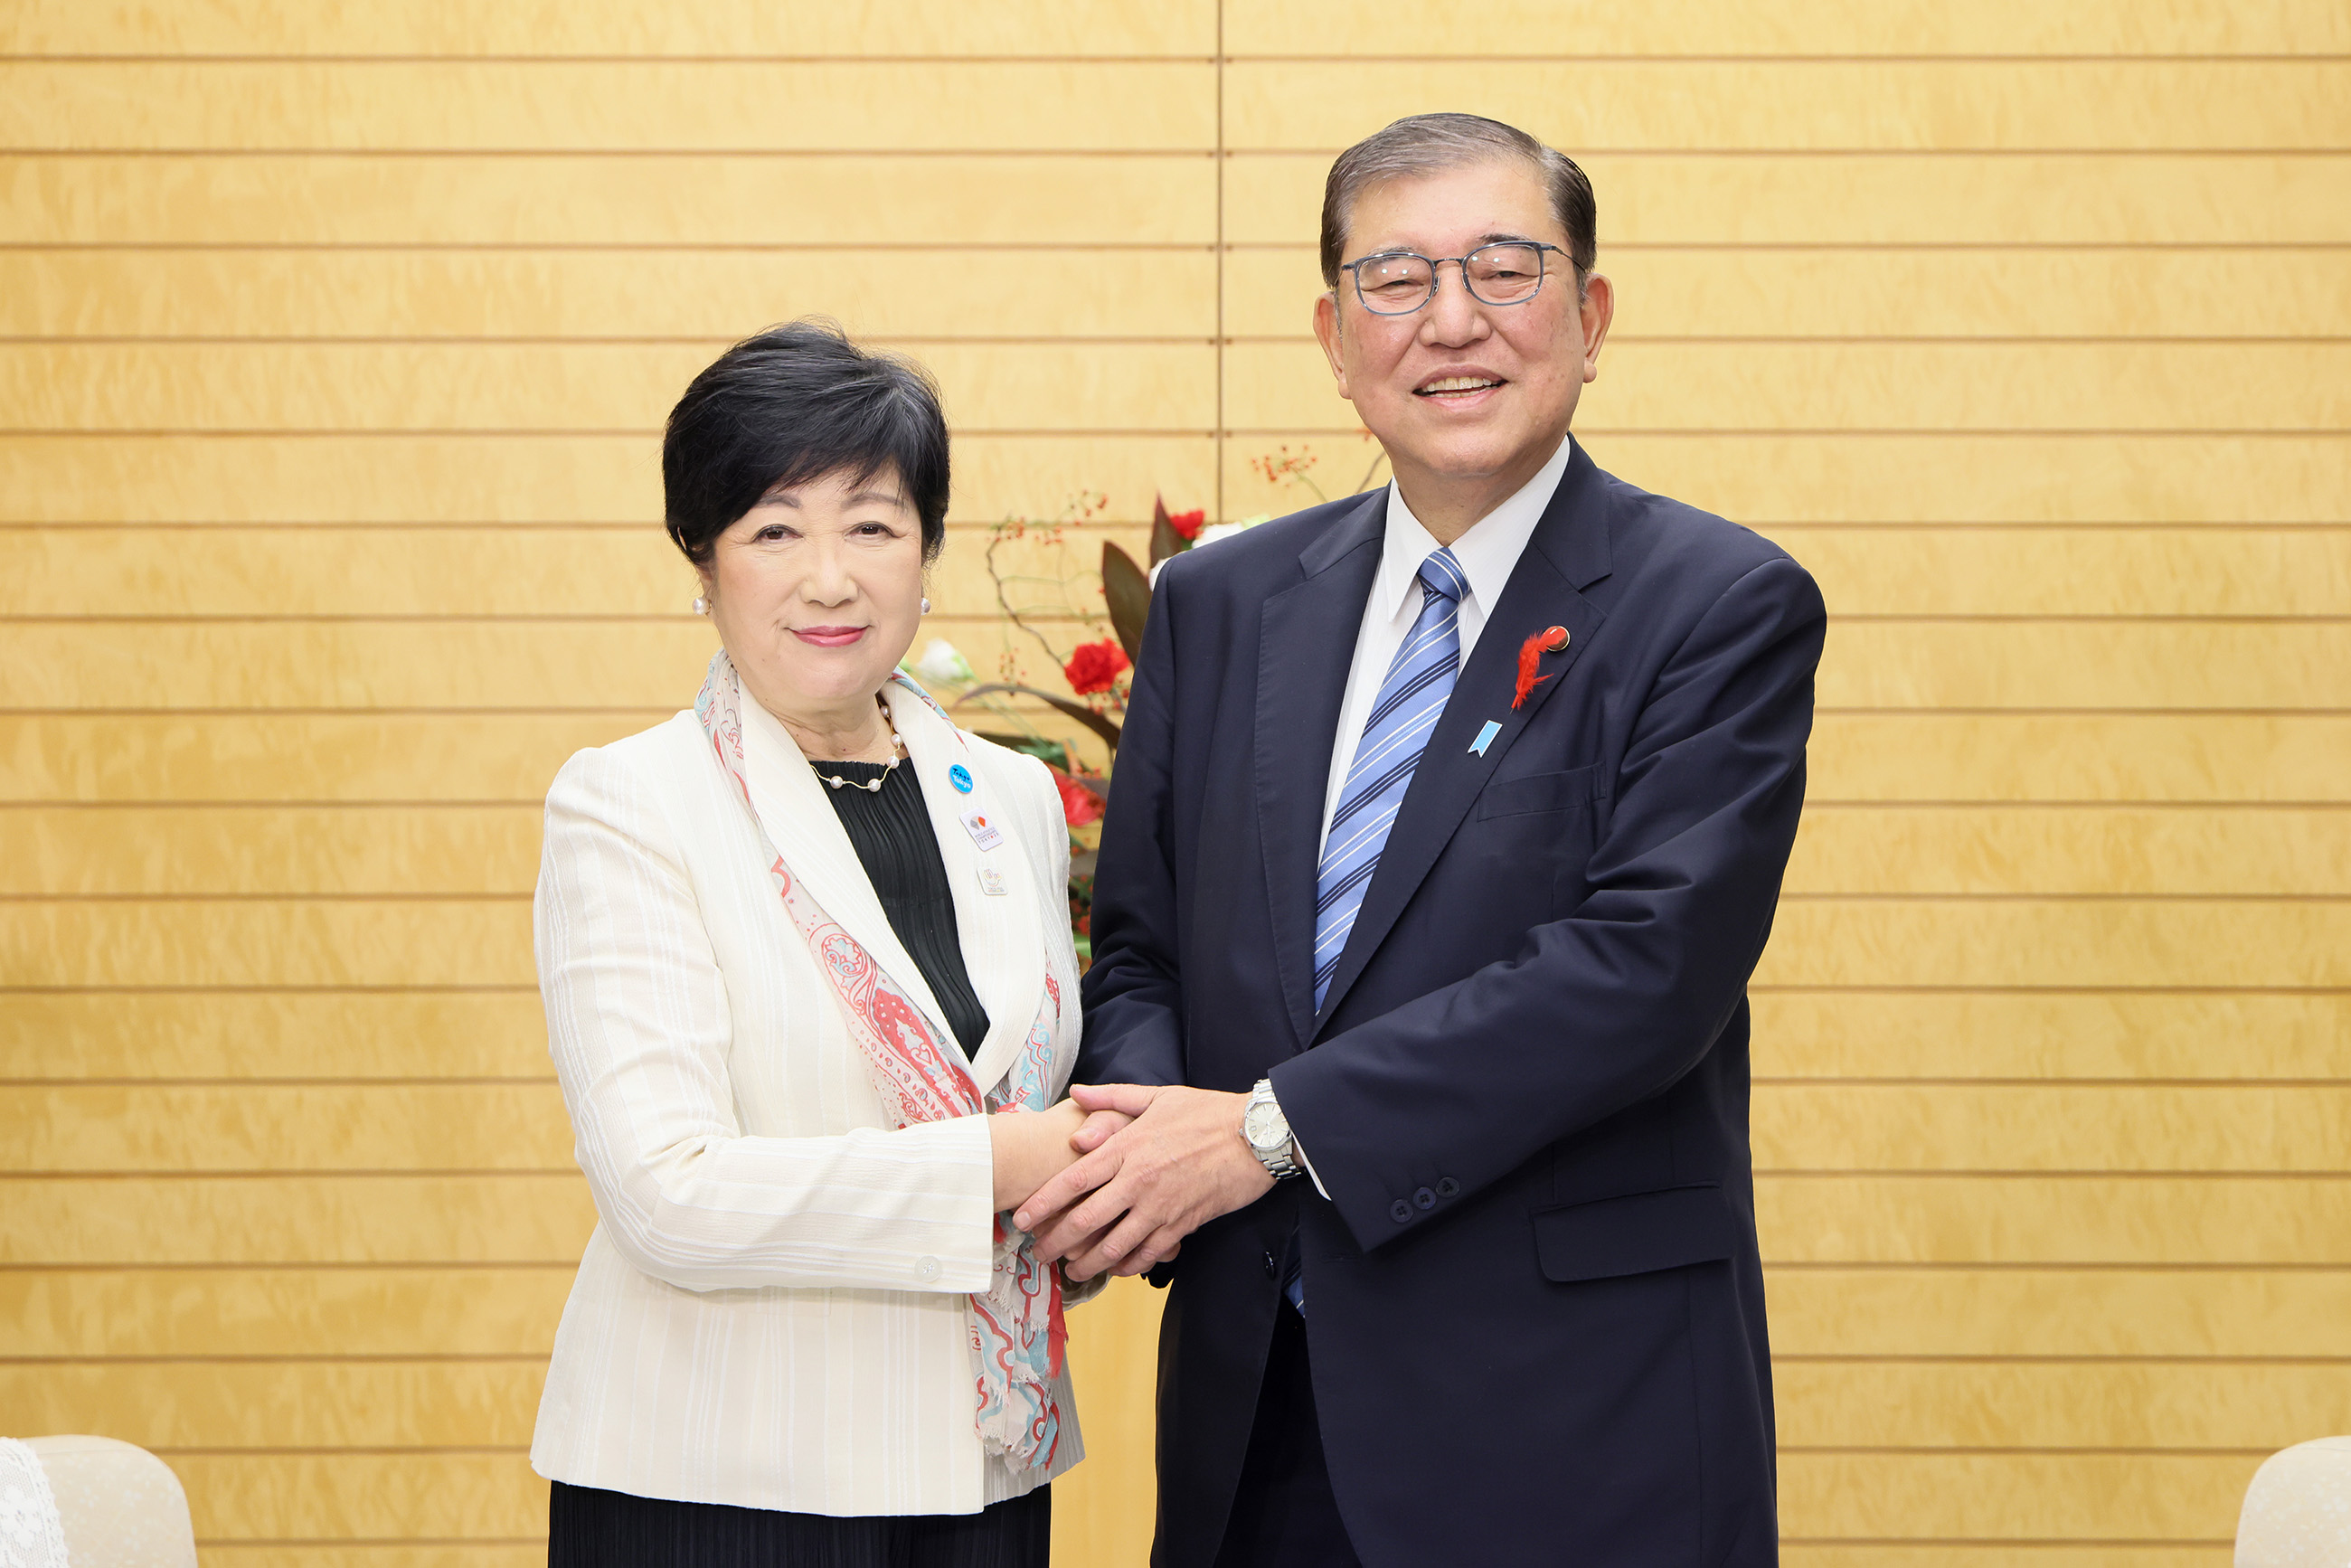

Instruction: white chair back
[2238,1436,2351,1567]
[13,1437,197,1568]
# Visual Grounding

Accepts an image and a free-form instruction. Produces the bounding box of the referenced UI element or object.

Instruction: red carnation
[1053,770,1105,827]
[1167,507,1206,541]
[1063,638,1130,695]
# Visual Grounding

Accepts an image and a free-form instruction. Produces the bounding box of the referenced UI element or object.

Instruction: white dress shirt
[1289,430,1574,1195]
[1317,430,1576,857]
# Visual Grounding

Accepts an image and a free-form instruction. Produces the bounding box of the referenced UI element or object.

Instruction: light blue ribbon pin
[1468,720,1502,756]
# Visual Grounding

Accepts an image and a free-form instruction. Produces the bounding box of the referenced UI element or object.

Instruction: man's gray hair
[1318,112,1596,295]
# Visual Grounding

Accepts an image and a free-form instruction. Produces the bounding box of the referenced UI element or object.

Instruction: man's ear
[1312,290,1351,400]
[1577,273,1616,385]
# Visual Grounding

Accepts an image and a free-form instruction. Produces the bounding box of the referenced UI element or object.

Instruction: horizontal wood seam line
[13,241,2351,254]
[11,52,2351,63]
[8,147,2351,159]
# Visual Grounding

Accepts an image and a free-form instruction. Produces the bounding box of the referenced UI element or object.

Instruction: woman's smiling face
[698,465,928,731]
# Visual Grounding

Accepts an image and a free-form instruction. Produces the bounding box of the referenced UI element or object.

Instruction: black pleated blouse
[809,759,992,1061]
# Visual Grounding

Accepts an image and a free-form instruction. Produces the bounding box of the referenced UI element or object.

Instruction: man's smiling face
[1312,156,1610,514]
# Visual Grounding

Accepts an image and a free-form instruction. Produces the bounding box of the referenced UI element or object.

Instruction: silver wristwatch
[1242,1078,1301,1180]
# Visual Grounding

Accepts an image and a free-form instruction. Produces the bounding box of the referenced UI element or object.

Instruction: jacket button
[914,1255,942,1282]
[1390,1199,1413,1224]
[1436,1177,1460,1198]
[1413,1186,1437,1210]
[1262,1250,1278,1279]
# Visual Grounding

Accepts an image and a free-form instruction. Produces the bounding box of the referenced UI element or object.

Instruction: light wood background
[4,4,2347,1564]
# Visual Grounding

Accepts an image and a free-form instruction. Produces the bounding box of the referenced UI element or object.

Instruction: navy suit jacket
[1078,443,1825,1568]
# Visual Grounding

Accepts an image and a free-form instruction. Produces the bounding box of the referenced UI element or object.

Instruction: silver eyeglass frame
[1337,241,1570,316]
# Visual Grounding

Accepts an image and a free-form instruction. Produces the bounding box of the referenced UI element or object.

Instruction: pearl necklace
[809,700,907,793]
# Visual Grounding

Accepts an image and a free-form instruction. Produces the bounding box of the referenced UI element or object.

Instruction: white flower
[1151,514,1273,584]
[1199,514,1272,547]
[907,638,974,687]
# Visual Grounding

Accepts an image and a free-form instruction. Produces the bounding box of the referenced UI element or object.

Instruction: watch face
[1243,1100,1283,1149]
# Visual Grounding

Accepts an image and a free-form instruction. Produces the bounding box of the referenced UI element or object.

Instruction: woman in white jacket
[531,323,1107,1566]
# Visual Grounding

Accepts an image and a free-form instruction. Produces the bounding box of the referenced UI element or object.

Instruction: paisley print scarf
[694,650,1068,1470]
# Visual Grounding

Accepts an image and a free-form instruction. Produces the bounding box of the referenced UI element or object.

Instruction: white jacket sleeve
[533,744,996,1295]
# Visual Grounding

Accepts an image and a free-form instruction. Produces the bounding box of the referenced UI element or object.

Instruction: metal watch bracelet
[1243,1078,1301,1179]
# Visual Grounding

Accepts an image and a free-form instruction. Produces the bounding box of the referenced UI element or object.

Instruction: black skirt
[547,1479,1051,1568]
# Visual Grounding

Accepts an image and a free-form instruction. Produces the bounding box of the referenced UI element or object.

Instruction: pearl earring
[920,597,932,614]
[692,595,708,615]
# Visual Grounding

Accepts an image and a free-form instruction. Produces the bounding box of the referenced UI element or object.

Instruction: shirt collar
[1374,430,1576,622]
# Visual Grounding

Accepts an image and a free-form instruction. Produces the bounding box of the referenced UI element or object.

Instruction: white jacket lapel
[885,683,1047,1098]
[735,694,956,1050]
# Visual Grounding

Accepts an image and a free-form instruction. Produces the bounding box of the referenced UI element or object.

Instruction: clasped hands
[1010,1085,1276,1282]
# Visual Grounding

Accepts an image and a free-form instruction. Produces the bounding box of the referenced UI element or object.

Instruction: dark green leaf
[1149,491,1188,566]
[1100,541,1152,663]
[957,684,1122,756]
[969,732,1072,774]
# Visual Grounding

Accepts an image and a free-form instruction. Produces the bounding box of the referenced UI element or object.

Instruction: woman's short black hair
[662,319,951,567]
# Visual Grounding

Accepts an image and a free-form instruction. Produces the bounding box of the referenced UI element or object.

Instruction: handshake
[990,1084,1279,1283]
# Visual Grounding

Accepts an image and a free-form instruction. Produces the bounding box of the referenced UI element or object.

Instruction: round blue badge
[948,763,974,794]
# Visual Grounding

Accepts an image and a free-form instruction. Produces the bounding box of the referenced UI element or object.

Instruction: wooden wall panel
[10,803,2351,899]
[1766,1269,2351,1358]
[1,0,1219,57]
[1421,435,2351,524]
[5,1269,572,1359]
[1226,340,2351,431]
[0,993,553,1080]
[0,342,1220,431]
[0,250,1223,340]
[8,1082,574,1172]
[0,1175,596,1265]
[1223,153,2351,246]
[0,61,1220,152]
[1756,1176,2351,1264]
[0,435,1219,524]
[1223,61,2351,151]
[3,713,2345,805]
[1751,992,2351,1081]
[2,901,533,987]
[0,524,1155,619]
[4,5,2341,1565]
[11,516,2339,618]
[2,155,1222,246]
[1223,247,2351,339]
[1778,1452,2263,1543]
[1782,1552,2226,1568]
[14,618,2346,713]
[1224,0,2351,56]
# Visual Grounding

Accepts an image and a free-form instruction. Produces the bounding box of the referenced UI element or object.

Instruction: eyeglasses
[1338,242,1568,316]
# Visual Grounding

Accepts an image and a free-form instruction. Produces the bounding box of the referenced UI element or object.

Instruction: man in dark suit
[1015,112,1824,1567]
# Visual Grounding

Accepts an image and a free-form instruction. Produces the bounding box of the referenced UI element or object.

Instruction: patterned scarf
[694,650,1069,1469]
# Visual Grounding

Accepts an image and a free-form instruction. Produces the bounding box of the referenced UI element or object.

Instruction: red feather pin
[1513,625,1571,709]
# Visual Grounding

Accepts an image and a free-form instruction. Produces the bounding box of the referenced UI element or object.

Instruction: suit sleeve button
[1413,1186,1437,1210]
[1390,1199,1414,1224]
[1436,1177,1460,1198]
[914,1255,942,1282]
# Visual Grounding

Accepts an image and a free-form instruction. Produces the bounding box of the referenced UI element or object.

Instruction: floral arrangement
[905,441,1387,956]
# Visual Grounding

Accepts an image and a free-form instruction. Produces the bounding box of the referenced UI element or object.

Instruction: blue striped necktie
[1312,546,1468,1009]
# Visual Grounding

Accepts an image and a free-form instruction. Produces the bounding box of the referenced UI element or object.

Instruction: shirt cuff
[1291,1130,1331,1199]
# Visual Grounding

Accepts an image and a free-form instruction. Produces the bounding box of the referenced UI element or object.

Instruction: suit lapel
[884,684,1046,1098]
[1312,445,1615,1034]
[1256,491,1388,1052]
[737,695,958,1054]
